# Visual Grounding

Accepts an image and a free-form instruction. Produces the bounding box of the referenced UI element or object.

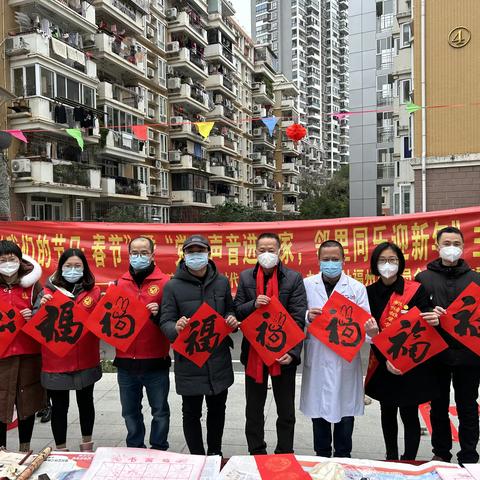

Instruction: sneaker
[364,396,373,406]
[40,406,51,423]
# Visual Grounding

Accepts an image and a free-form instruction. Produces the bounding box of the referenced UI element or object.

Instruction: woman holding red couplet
[365,242,440,461]
[35,248,101,452]
[0,240,45,452]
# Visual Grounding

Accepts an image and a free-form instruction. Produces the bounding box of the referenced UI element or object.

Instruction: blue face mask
[62,267,84,283]
[185,252,209,271]
[320,260,343,279]
[130,254,152,271]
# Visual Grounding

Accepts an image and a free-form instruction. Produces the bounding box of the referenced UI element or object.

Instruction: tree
[300,165,349,219]
[199,201,281,222]
[101,205,149,223]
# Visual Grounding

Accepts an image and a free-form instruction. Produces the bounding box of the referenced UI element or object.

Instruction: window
[158,58,167,88]
[401,23,411,48]
[31,196,64,220]
[67,78,80,102]
[158,95,167,123]
[399,79,411,104]
[402,136,412,158]
[83,86,95,107]
[136,166,148,184]
[74,199,84,221]
[57,75,66,98]
[401,184,411,214]
[158,21,166,50]
[40,67,54,98]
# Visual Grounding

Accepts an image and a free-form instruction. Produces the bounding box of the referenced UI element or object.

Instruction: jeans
[117,368,170,450]
[181,389,228,456]
[245,366,296,454]
[380,402,421,460]
[430,364,480,464]
[312,416,354,458]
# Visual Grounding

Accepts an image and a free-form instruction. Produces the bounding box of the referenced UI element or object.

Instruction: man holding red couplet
[300,240,377,459]
[416,226,480,464]
[234,232,307,455]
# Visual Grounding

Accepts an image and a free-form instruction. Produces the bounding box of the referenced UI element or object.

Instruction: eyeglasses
[378,257,399,265]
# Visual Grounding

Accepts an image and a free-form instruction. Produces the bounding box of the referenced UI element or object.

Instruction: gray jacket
[160,260,235,396]
[233,262,307,367]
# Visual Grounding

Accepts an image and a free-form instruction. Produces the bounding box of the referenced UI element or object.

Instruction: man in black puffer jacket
[234,232,307,455]
[160,235,237,458]
[416,226,480,464]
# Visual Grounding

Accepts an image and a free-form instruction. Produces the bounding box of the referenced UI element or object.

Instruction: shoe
[54,447,69,452]
[432,455,449,462]
[80,441,94,452]
[364,396,373,406]
[40,406,51,423]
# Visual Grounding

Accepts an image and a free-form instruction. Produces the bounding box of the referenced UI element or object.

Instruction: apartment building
[1,0,301,222]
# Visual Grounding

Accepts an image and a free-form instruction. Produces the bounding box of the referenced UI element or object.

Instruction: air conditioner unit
[184,77,193,86]
[4,37,30,56]
[148,146,156,156]
[166,7,178,19]
[214,94,223,104]
[252,105,261,114]
[169,151,181,163]
[254,177,263,185]
[170,116,183,125]
[147,67,155,78]
[160,152,168,162]
[146,27,155,39]
[250,152,262,160]
[11,158,31,173]
[147,91,154,102]
[148,108,155,118]
[167,77,181,90]
[225,99,232,108]
[122,132,133,148]
[166,41,180,53]
[149,185,157,194]
[167,65,175,76]
[155,160,162,169]
[252,82,261,90]
[253,128,262,136]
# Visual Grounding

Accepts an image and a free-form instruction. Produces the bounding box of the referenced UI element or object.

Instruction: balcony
[167,44,208,80]
[169,119,205,142]
[281,98,298,112]
[208,13,237,42]
[283,203,299,214]
[169,10,208,47]
[254,199,276,212]
[101,177,147,198]
[282,141,301,156]
[8,0,97,33]
[283,183,300,195]
[377,126,394,144]
[101,130,146,161]
[204,43,235,69]
[211,194,237,206]
[208,136,238,155]
[6,33,96,80]
[171,190,211,206]
[94,0,147,35]
[13,159,101,197]
[282,162,300,175]
[210,165,238,183]
[252,82,274,105]
[204,74,237,98]
[252,154,275,172]
[169,153,210,173]
[98,82,144,113]
[168,81,209,113]
[253,177,276,192]
[93,33,147,79]
[252,130,275,150]
[377,163,395,186]
[206,104,237,128]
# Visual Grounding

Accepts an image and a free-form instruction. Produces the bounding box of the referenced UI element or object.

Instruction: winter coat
[415,258,480,366]
[233,262,307,367]
[160,260,235,396]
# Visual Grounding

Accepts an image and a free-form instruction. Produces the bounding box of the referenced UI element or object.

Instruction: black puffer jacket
[233,262,307,367]
[159,260,234,396]
[415,258,480,366]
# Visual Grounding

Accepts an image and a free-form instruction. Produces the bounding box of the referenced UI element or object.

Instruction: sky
[230,0,252,35]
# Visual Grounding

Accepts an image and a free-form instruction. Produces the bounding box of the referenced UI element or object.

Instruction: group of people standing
[0,226,477,465]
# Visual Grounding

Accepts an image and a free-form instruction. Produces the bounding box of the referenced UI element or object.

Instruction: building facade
[1,0,302,222]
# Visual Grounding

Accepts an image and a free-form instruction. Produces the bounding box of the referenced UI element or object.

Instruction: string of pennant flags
[0,99,470,151]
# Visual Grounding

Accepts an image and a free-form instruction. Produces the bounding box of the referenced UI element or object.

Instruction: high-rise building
[1,0,301,221]
[251,0,349,178]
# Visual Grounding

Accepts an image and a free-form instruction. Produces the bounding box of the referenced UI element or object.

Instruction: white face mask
[378,262,399,279]
[0,261,20,277]
[439,245,463,263]
[257,252,279,269]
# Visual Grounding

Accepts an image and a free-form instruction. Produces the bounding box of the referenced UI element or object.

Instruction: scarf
[246,266,282,383]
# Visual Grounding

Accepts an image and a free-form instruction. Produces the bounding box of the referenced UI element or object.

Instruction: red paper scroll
[0,305,25,356]
[172,302,233,367]
[240,296,305,366]
[308,291,371,362]
[85,285,150,352]
[23,291,89,357]
[373,307,448,373]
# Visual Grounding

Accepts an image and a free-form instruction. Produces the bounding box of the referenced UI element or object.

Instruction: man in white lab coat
[300,240,377,458]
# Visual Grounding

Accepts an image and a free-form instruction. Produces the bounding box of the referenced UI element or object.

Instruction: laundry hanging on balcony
[260,116,278,137]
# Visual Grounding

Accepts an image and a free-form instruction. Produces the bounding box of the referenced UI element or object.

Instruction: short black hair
[52,248,96,291]
[370,242,405,277]
[436,226,464,243]
[318,240,344,259]
[257,232,281,248]
[128,236,154,253]
[0,240,22,260]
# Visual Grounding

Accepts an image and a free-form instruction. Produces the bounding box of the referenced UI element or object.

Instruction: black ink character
[100,297,135,339]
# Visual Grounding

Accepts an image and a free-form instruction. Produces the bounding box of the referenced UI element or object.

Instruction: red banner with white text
[1,207,480,291]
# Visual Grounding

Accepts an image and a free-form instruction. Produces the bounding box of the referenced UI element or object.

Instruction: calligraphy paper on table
[22,291,89,357]
[440,282,480,356]
[255,454,310,480]
[85,285,151,352]
[373,307,448,373]
[0,306,25,356]
[308,291,371,362]
[172,303,233,367]
[240,296,305,367]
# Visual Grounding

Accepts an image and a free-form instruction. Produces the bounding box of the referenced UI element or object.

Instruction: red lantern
[286,123,307,143]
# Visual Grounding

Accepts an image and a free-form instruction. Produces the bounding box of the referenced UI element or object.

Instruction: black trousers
[312,416,354,458]
[380,402,421,460]
[0,415,35,448]
[48,385,95,446]
[181,389,228,456]
[245,366,296,455]
[430,364,480,464]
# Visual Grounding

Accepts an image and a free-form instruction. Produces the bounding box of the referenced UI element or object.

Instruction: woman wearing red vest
[0,240,45,451]
[37,248,101,451]
[365,242,440,460]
